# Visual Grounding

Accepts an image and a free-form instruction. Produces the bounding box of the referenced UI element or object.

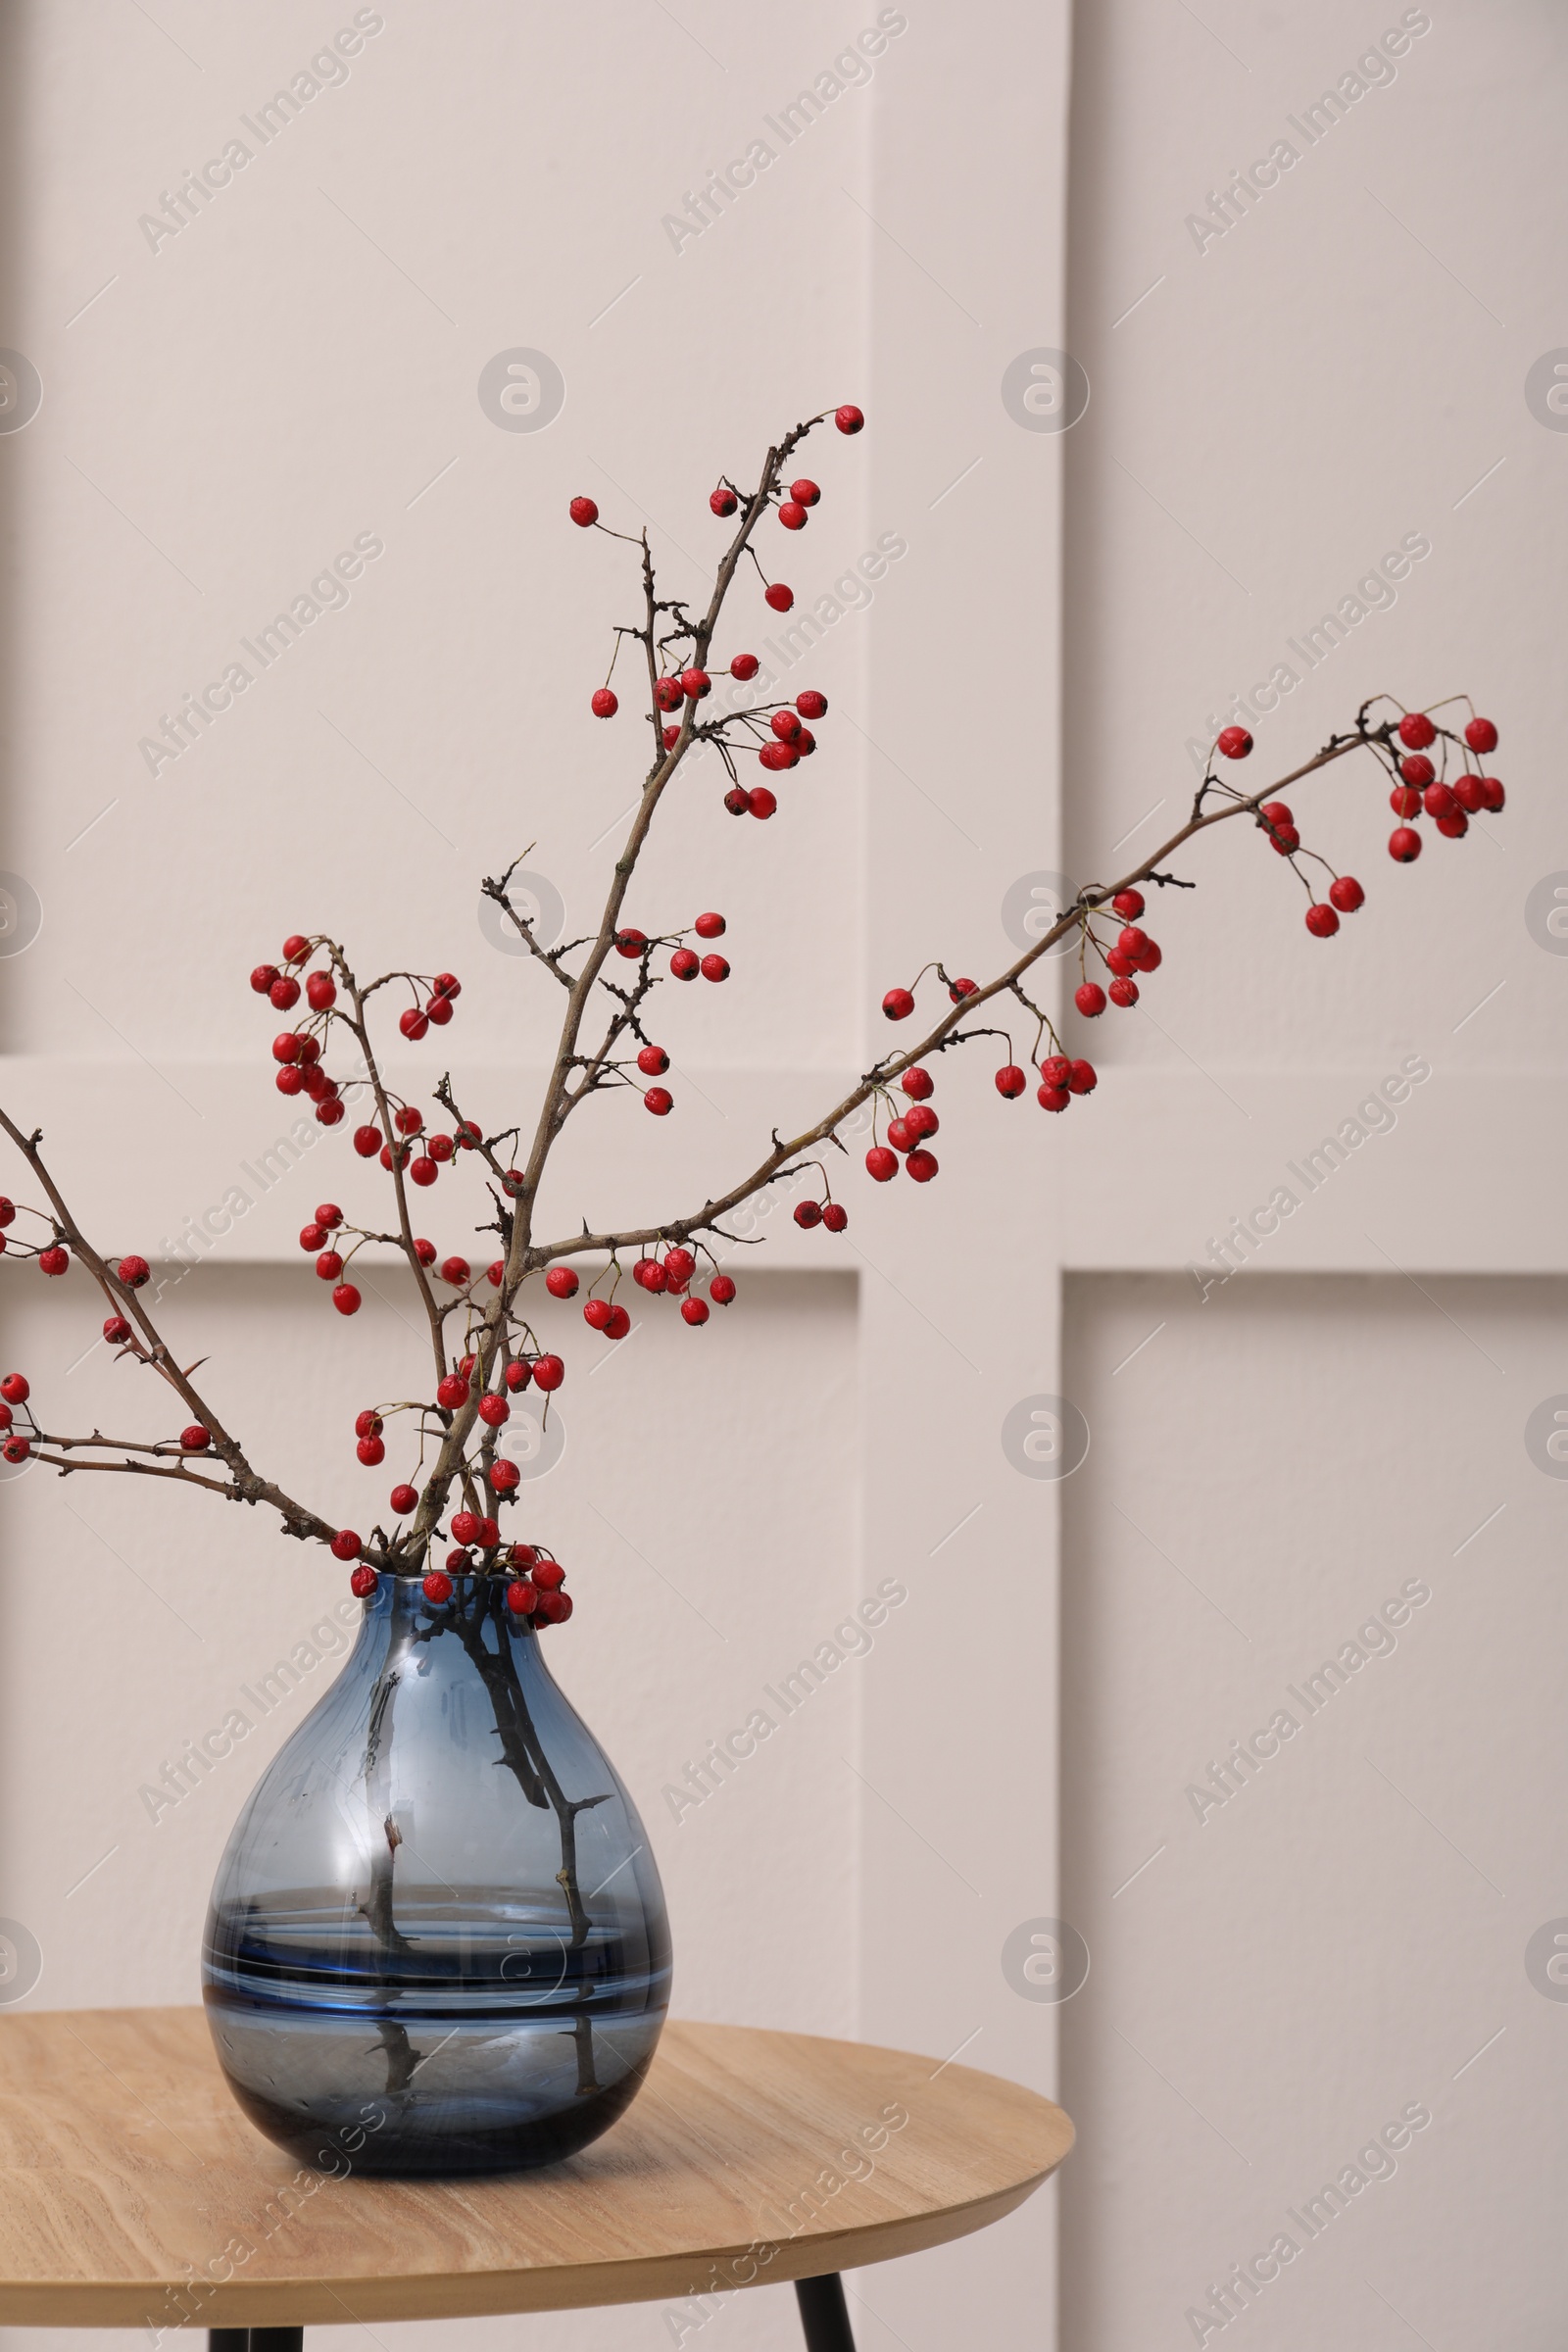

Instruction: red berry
[316,1250,343,1281]
[354,1123,380,1157]
[789,478,820,507]
[681,1296,710,1325]
[1074,982,1106,1018]
[644,1086,673,1115]
[835,405,865,434]
[274,1057,303,1093]
[306,972,336,1011]
[1397,711,1436,751]
[533,1559,566,1591]
[710,1272,738,1302]
[671,948,701,979]
[865,1147,899,1182]
[724,786,752,815]
[180,1425,212,1451]
[680,667,711,701]
[1464,716,1498,754]
[1304,903,1340,937]
[1038,1084,1070,1111]
[440,1255,471,1287]
[1,1436,28,1462]
[505,1360,532,1391]
[664,1246,696,1282]
[886,1116,915,1153]
[1068,1059,1097,1095]
[409,1155,436,1187]
[1453,775,1485,814]
[479,1393,514,1424]
[1040,1054,1071,1088]
[0,1200,13,1228]
[38,1245,69,1275]
[1109,894,1143,927]
[1132,939,1163,973]
[317,1099,345,1128]
[764,582,794,612]
[415,1240,436,1266]
[794,1200,822,1228]
[694,911,726,939]
[635,1256,668,1292]
[271,1033,302,1064]
[533,1353,564,1391]
[1389,785,1422,818]
[778,501,808,530]
[655,676,684,711]
[390,1484,418,1515]
[700,954,730,982]
[280,934,310,963]
[882,988,914,1021]
[357,1435,385,1466]
[118,1253,150,1289]
[905,1105,939,1142]
[948,977,977,1004]
[355,1407,382,1438]
[436,1372,468,1410]
[637,1044,670,1076]
[545,1266,579,1298]
[1,1375,28,1404]
[1216,725,1252,759]
[507,1578,537,1614]
[251,963,280,995]
[1116,927,1148,961]
[569,497,599,527]
[758,744,796,774]
[1398,754,1435,787]
[1268,825,1300,856]
[1480,775,1505,811]
[770,710,802,742]
[1437,811,1469,839]
[1422,782,1457,820]
[455,1120,482,1151]
[432,973,460,1003]
[270,976,300,1010]
[541,1589,574,1622]
[1329,875,1365,913]
[615,928,648,959]
[491,1457,519,1494]
[428,1135,455,1164]
[996,1064,1026,1098]
[1108,977,1139,1008]
[351,1563,378,1597]
[591,687,618,718]
[905,1149,938,1183]
[1259,803,1294,829]
[710,486,738,516]
[796,690,827,719]
[451,1510,480,1544]
[662,725,680,750]
[605,1303,630,1339]
[730,654,760,681]
[103,1315,132,1345]
[901,1068,934,1101]
[796,733,817,760]
[423,1570,454,1603]
[821,1203,848,1233]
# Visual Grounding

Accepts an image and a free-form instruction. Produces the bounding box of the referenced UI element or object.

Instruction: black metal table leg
[249,2333,304,2352]
[209,2335,251,2352]
[795,2273,857,2351]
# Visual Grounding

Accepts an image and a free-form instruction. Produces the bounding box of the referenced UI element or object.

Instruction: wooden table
[0,2008,1070,2349]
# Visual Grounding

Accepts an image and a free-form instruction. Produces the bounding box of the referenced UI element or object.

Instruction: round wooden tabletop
[0,2007,1072,2327]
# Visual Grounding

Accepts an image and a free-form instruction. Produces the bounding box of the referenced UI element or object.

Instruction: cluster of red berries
[545,1247,736,1333]
[1213,728,1366,937]
[251,936,351,1129]
[1387,711,1504,864]
[0,1370,32,1463]
[794,1198,848,1233]
[0,1193,72,1279]
[340,1544,573,1624]
[865,1064,946,1183]
[571,403,863,810]
[1070,886,1166,1015]
[398,972,462,1042]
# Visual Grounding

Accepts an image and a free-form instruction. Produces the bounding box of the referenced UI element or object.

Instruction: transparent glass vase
[202,1572,670,2176]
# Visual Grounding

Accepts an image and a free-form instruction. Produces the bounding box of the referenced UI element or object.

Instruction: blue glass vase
[202,1572,670,2176]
